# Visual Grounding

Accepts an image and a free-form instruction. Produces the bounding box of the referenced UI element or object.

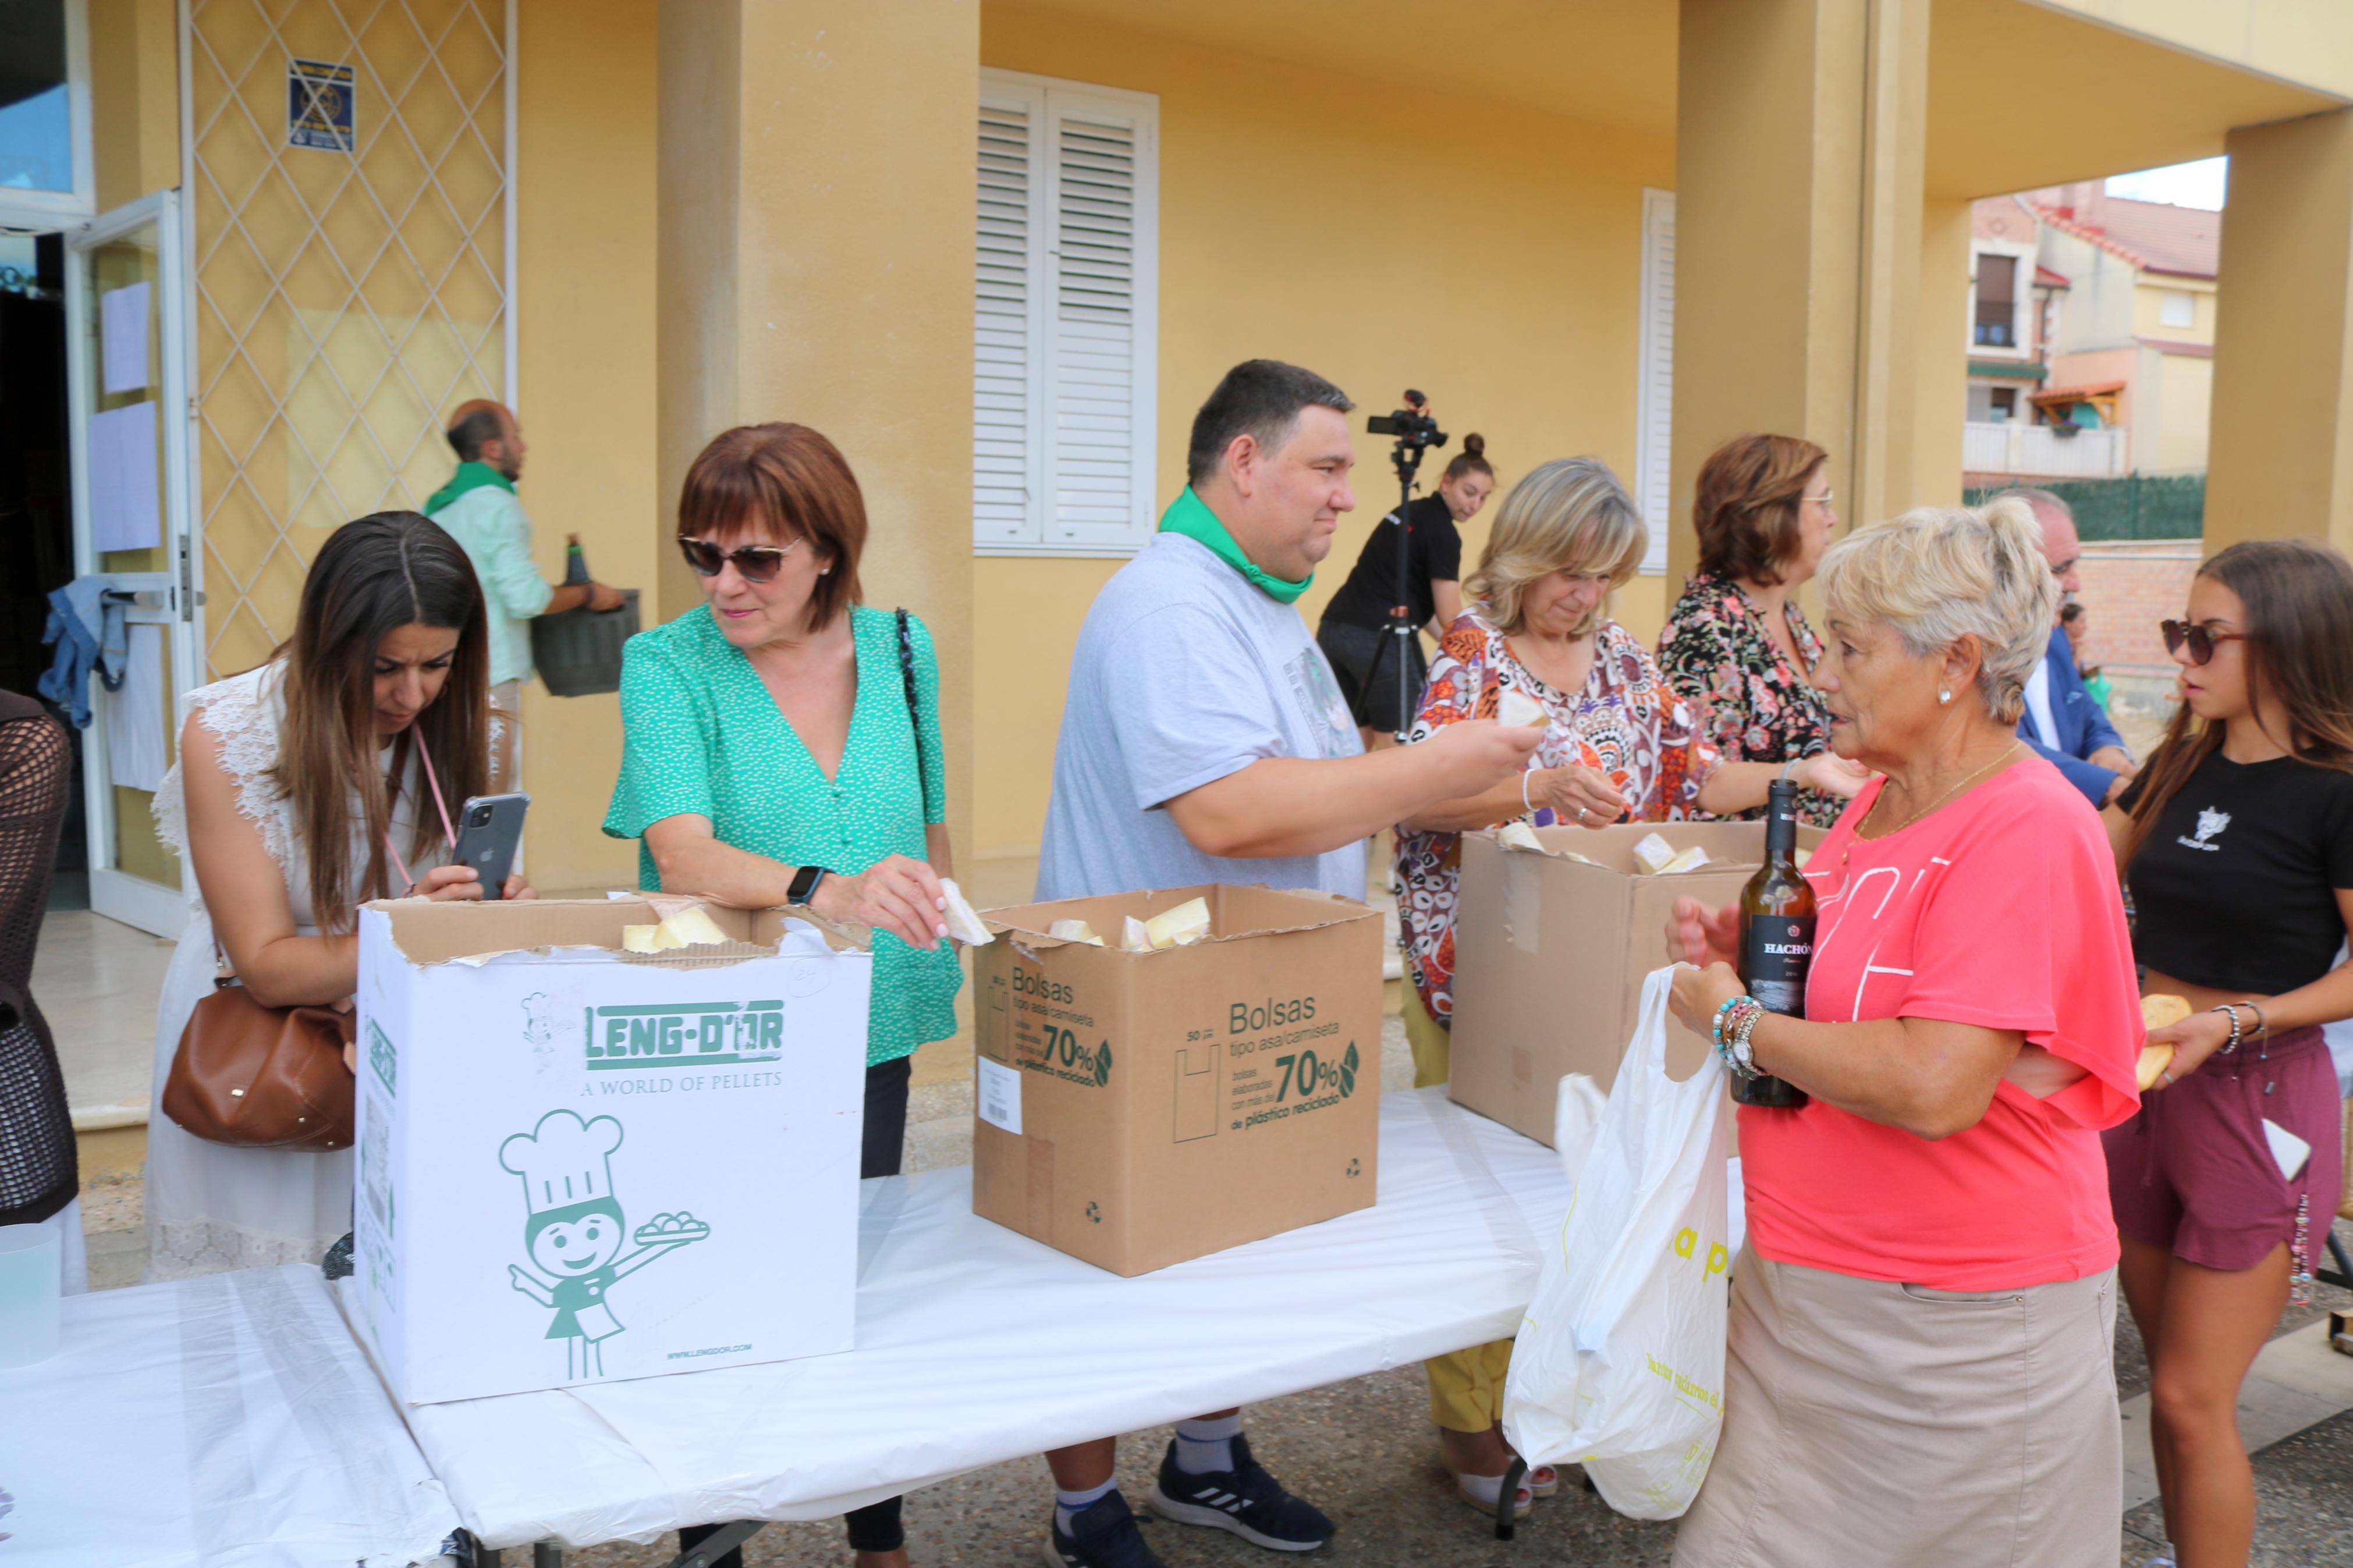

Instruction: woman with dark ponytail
[2103,538,2353,1568]
[1316,432,1496,747]
[145,511,530,1278]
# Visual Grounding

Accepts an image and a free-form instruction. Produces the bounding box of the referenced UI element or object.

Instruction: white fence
[1962,421,2128,478]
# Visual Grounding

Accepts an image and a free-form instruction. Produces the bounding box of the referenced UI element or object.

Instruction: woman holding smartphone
[2104,539,2353,1568]
[146,511,530,1280]
[605,422,960,1568]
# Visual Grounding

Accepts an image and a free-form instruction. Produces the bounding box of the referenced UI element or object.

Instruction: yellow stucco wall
[513,0,661,890]
[972,2,1672,863]
[2133,278,2219,343]
[2155,352,2214,475]
[86,0,179,210]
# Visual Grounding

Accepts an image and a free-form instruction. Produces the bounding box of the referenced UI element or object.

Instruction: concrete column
[1911,196,1974,507]
[1669,0,1930,584]
[2206,108,2353,554]
[657,0,979,862]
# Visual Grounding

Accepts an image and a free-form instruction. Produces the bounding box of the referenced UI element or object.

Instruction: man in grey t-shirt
[1032,361,1539,1568]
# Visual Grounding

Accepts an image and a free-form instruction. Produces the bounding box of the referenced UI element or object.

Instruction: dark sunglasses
[679,535,801,584]
[2160,619,2250,665]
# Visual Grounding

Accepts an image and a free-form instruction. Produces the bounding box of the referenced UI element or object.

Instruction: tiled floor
[37,909,174,1126]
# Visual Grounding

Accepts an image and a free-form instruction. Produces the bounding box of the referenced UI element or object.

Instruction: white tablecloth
[403,1089,1571,1550]
[0,1264,459,1566]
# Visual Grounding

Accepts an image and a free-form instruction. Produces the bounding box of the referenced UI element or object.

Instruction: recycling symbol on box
[1346,1157,1361,1178]
[1085,1200,1102,1224]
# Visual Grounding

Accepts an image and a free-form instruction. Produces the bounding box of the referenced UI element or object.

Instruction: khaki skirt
[1672,1254,2119,1568]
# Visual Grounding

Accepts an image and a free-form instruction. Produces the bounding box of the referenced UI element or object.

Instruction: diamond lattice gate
[187,0,508,678]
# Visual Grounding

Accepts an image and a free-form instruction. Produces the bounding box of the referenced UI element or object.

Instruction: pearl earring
[1938,689,1952,706]
[819,566,832,576]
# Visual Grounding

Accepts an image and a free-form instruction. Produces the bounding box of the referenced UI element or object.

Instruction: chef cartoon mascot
[500,1109,708,1379]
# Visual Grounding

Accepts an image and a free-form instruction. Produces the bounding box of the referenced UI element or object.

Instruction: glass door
[64,188,198,937]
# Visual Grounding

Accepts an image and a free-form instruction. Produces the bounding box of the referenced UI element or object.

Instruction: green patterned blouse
[604,602,960,1066]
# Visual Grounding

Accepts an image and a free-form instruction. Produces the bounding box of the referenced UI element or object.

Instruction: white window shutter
[975,71,1158,556]
[975,83,1047,546]
[1635,187,1676,575]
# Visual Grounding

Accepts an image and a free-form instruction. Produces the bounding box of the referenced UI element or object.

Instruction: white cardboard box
[352,897,869,1406]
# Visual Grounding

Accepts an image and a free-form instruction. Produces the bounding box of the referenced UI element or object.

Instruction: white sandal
[1452,1469,1534,1520]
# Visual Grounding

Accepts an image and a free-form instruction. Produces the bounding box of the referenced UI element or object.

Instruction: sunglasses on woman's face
[679,535,801,584]
[2159,619,2250,665]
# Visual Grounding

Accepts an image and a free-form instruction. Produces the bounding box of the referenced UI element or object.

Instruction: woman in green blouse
[604,421,958,1568]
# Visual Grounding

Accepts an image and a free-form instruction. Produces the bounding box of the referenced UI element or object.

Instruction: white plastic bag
[1502,966,1732,1521]
[1553,1071,1607,1187]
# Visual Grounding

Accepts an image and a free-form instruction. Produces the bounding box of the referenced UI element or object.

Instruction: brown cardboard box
[971,884,1383,1276]
[1446,820,1825,1147]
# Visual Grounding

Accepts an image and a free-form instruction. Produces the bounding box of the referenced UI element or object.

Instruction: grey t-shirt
[1037,532,1367,901]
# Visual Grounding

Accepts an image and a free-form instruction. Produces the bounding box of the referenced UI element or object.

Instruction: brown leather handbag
[162,974,357,1151]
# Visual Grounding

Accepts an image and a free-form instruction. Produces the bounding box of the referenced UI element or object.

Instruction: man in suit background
[1996,488,2136,806]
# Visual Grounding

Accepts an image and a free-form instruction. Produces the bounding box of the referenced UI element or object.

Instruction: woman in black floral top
[1658,433,1868,826]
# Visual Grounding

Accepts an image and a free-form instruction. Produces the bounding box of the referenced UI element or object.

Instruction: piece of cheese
[2136,1043,2177,1091]
[1632,832,1678,874]
[661,905,730,948]
[2141,993,2191,1031]
[938,877,995,947]
[1793,847,1812,870]
[1497,688,1549,729]
[1659,845,1712,875]
[1144,896,1212,950]
[621,924,662,954]
[1046,918,1103,946]
[1497,820,1545,852]
[1122,915,1155,953]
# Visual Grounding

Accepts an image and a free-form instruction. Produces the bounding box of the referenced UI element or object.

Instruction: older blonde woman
[1392,457,1861,1520]
[1663,500,2143,1566]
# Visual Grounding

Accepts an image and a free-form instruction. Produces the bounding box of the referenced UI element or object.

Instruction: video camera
[1366,390,1446,455]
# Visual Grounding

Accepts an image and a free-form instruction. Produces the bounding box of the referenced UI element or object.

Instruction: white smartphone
[2262,1118,2312,1182]
[450,792,529,899]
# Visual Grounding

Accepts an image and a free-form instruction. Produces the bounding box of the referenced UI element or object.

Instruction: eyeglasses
[1801,489,1834,507]
[679,535,801,584]
[2159,619,2250,665]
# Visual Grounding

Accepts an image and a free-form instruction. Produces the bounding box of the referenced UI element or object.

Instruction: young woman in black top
[1316,433,1495,747]
[2104,538,2353,1568]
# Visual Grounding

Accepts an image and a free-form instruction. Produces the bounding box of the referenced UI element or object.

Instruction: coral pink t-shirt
[1740,757,2142,1290]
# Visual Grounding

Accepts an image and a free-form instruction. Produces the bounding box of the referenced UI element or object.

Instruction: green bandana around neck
[1156,487,1313,603]
[422,460,516,517]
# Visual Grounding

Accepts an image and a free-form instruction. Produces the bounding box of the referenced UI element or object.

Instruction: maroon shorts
[2104,1025,2343,1274]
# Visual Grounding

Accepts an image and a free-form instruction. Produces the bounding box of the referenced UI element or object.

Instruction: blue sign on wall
[289,59,356,154]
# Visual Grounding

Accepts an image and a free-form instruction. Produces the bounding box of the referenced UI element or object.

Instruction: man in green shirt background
[425,399,626,712]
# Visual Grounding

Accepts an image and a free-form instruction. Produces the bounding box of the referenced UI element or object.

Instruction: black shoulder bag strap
[895,608,934,822]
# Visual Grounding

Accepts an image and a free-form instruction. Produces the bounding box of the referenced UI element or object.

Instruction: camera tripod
[1356,392,1447,741]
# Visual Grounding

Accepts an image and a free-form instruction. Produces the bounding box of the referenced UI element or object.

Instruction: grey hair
[1816,497,2056,723]
[1987,485,2071,527]
[1463,457,1647,637]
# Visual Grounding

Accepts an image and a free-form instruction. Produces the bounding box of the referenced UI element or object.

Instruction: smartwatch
[786,863,828,906]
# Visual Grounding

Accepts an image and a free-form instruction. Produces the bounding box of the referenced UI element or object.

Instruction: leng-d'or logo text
[584,1000,786,1071]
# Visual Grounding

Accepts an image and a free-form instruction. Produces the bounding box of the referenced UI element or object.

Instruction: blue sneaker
[1043,1489,1166,1568]
[1147,1432,1335,1551]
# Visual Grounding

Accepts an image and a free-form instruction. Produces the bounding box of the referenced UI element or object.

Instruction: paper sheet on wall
[103,623,170,794]
[88,400,161,553]
[101,282,151,393]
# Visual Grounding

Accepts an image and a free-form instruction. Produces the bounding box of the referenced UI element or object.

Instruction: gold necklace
[1857,741,2023,842]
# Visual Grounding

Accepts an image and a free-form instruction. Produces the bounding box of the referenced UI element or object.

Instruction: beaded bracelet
[2212,1002,2244,1056]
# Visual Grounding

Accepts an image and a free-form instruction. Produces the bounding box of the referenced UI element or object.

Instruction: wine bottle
[562,533,590,587]
[1734,777,1813,1108]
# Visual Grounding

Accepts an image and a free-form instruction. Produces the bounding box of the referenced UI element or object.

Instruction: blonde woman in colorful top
[1390,457,1866,1520]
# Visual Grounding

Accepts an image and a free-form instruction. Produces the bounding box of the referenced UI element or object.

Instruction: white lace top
[144,659,483,1281]
[152,660,492,926]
